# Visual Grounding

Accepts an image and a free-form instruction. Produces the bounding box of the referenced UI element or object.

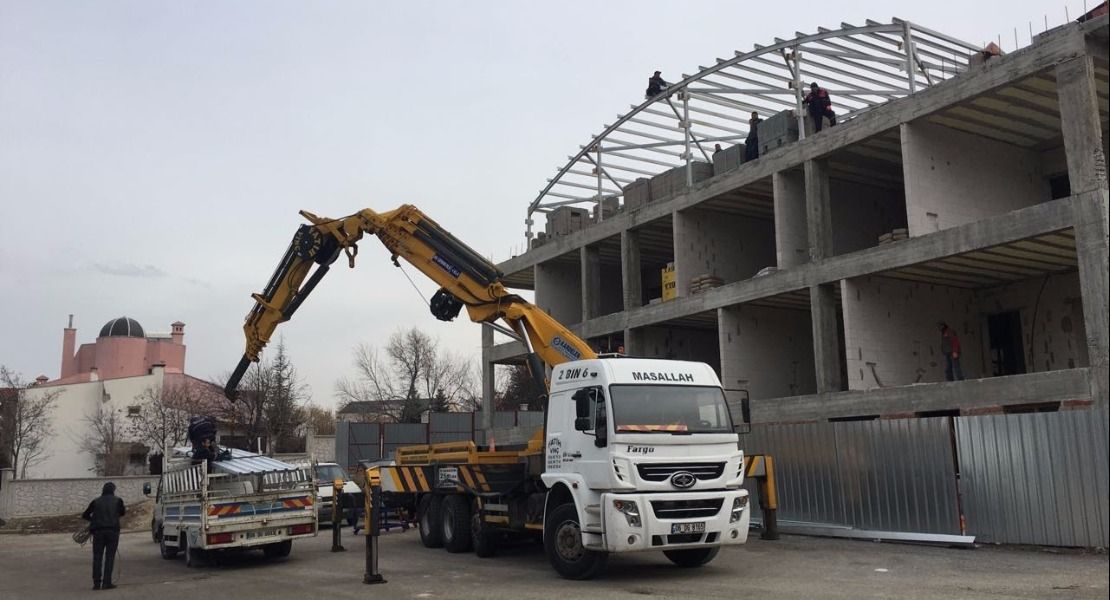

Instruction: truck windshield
[610,385,733,434]
[316,465,348,482]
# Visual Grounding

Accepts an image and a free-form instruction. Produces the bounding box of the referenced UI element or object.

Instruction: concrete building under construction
[480,15,1109,546]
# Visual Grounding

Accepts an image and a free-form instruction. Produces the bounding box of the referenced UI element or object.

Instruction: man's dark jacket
[81,483,126,532]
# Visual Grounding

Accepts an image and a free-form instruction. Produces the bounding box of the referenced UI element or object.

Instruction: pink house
[51,315,187,385]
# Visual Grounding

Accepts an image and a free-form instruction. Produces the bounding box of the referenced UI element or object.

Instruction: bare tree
[1,366,60,478]
[303,404,336,435]
[495,364,542,411]
[335,327,473,423]
[127,381,213,457]
[78,403,128,476]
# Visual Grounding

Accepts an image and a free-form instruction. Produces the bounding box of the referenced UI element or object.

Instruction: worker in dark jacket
[803,82,837,132]
[745,111,762,161]
[81,482,126,590]
[938,322,965,381]
[645,71,669,99]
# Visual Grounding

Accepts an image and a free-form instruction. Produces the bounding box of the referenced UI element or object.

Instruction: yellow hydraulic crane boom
[224,205,596,401]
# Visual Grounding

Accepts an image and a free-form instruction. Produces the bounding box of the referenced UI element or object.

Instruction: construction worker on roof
[803,82,837,132]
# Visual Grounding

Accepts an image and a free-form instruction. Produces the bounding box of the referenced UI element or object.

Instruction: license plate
[670,522,706,535]
[245,528,280,540]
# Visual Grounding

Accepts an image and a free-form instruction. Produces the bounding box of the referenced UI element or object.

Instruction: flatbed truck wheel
[263,540,293,558]
[663,546,720,567]
[159,535,178,559]
[442,495,473,553]
[418,495,445,548]
[544,503,608,580]
[471,513,497,558]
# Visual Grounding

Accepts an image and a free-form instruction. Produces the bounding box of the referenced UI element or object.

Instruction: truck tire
[159,535,178,559]
[418,495,444,548]
[471,513,497,558]
[263,540,293,558]
[442,495,473,553]
[182,534,200,568]
[544,503,608,580]
[663,546,720,568]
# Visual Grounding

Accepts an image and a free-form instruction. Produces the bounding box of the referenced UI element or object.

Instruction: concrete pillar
[621,229,643,310]
[1056,56,1108,195]
[773,169,808,268]
[1073,192,1109,408]
[805,159,834,261]
[624,328,642,356]
[480,325,495,433]
[810,283,844,393]
[581,245,601,322]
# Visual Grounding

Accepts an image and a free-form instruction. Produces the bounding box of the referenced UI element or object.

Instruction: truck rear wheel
[544,503,608,580]
[442,495,473,553]
[663,546,720,568]
[471,513,497,558]
[159,535,178,559]
[263,540,292,558]
[418,495,444,548]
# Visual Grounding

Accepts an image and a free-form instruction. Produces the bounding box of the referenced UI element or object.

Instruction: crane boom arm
[224,205,596,400]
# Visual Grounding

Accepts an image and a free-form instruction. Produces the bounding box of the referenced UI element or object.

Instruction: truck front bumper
[601,489,749,553]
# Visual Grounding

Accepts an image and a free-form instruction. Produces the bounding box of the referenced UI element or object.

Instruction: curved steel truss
[527,18,981,239]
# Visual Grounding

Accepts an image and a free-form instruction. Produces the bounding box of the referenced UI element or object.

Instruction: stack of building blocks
[712,144,745,175]
[624,178,652,210]
[545,206,589,236]
[877,228,909,245]
[758,110,799,155]
[689,274,724,295]
[649,163,714,202]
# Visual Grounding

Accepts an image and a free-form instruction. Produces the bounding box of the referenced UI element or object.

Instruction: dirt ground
[0,500,154,536]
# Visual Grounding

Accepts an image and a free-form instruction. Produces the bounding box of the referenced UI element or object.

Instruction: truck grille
[637,462,725,482]
[650,498,724,519]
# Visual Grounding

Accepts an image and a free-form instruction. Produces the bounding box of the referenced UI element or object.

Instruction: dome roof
[99,316,145,339]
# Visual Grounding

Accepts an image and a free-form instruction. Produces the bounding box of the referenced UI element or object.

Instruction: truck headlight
[730,495,748,523]
[613,499,641,527]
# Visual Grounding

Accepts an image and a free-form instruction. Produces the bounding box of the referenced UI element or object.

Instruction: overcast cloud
[0,0,1081,407]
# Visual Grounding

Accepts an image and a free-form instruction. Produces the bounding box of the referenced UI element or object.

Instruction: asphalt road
[0,527,1105,599]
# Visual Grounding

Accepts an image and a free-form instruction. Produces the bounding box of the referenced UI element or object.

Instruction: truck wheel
[159,535,178,559]
[182,535,201,568]
[544,503,608,580]
[663,547,720,568]
[151,517,162,543]
[263,540,293,558]
[442,495,473,553]
[418,495,444,548]
[471,513,497,558]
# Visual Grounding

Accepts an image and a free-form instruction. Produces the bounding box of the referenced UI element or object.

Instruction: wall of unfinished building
[673,208,775,296]
[772,170,808,268]
[842,277,984,390]
[829,179,907,254]
[842,271,1090,391]
[718,304,816,399]
[634,325,720,373]
[534,260,580,325]
[901,121,1051,236]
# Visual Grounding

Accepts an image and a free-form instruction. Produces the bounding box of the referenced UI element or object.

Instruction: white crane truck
[224,204,760,579]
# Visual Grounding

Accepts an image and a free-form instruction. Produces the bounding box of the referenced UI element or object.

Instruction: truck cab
[541,358,749,575]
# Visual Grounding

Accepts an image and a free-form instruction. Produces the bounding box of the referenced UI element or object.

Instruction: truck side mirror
[142,482,151,496]
[741,396,751,425]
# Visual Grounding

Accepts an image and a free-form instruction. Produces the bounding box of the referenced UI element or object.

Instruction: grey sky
[0,1,1081,407]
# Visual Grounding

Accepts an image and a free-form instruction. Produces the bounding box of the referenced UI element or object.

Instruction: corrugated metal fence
[742,407,1109,547]
[956,407,1109,547]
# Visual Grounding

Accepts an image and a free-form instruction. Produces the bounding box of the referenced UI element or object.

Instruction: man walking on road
[81,481,126,590]
[938,322,965,382]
